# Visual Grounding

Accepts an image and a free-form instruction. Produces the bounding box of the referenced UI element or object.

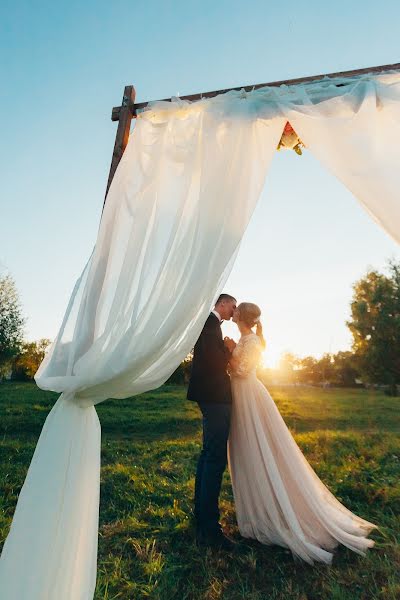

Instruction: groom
[187,293,237,550]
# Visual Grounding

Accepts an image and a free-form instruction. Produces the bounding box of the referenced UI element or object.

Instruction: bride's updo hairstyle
[237,302,266,349]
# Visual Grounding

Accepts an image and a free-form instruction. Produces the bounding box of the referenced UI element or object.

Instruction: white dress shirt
[211,309,222,323]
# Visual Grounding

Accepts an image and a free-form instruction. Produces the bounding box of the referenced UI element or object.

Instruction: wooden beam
[111,61,400,122]
[103,61,399,212]
[103,85,136,209]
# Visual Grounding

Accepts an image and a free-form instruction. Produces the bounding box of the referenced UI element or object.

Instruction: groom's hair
[216,293,236,304]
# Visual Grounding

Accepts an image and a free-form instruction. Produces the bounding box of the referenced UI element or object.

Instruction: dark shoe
[196,529,237,551]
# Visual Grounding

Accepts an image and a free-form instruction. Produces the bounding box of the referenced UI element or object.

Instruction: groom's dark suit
[187,313,232,538]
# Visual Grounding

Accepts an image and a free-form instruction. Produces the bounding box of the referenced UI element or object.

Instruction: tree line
[169,261,400,395]
[262,350,360,388]
[0,274,50,381]
[1,261,400,393]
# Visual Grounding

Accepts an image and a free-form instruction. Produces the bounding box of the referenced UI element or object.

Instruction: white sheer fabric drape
[0,98,284,599]
[1,70,400,600]
[280,75,400,244]
[37,101,285,404]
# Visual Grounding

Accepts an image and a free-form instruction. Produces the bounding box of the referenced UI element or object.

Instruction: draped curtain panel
[281,76,400,245]
[0,94,285,600]
[1,70,399,600]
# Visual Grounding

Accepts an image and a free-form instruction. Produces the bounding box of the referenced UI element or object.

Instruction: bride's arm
[228,356,240,373]
[230,337,262,377]
[228,356,241,371]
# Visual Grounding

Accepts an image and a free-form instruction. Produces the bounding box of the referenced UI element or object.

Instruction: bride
[226,302,378,564]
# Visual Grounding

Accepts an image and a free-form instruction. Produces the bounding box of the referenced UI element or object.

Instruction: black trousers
[194,402,232,535]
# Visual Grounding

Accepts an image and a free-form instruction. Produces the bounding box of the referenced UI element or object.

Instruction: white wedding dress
[227,333,378,564]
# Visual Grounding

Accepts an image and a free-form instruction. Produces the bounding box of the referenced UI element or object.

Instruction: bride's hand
[224,337,236,353]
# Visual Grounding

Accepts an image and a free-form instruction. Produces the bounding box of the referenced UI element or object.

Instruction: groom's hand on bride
[224,337,236,353]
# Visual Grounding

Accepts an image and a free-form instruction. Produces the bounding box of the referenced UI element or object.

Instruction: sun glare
[222,320,286,370]
[262,347,282,369]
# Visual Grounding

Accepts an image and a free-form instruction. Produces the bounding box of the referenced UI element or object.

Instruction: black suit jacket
[187,313,232,404]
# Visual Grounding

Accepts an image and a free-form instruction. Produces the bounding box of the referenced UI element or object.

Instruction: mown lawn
[1,382,399,599]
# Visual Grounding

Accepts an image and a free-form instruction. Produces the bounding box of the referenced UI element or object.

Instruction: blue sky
[1,0,400,366]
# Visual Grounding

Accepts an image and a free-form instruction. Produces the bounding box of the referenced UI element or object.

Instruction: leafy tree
[295,354,334,385]
[296,356,318,384]
[13,338,52,380]
[315,353,335,385]
[287,352,359,387]
[331,351,360,387]
[347,262,400,395]
[0,275,25,379]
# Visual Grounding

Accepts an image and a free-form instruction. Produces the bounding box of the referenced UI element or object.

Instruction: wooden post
[103,85,136,211]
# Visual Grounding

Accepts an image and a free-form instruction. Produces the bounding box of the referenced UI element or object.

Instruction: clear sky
[1,0,400,367]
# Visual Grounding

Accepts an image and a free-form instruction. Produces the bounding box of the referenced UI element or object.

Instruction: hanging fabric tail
[0,393,101,600]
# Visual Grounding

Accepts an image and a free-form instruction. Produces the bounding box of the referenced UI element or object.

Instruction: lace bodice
[231,333,262,377]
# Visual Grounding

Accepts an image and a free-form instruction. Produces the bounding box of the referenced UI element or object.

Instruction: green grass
[1,382,399,600]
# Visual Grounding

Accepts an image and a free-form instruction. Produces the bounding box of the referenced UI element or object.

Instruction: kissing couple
[187,293,377,564]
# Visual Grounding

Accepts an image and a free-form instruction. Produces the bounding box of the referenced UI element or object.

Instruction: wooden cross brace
[104,61,400,209]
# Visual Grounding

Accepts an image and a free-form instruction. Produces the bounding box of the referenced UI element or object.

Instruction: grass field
[1,382,399,600]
